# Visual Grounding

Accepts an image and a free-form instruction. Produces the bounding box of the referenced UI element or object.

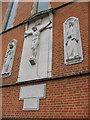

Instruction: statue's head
[69,22,73,28]
[8,39,17,50]
[9,40,15,49]
[32,26,37,31]
[9,43,13,49]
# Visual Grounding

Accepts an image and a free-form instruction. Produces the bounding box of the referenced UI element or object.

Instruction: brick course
[2,75,88,118]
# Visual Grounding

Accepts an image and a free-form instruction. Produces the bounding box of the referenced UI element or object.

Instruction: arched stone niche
[63,17,83,65]
[1,39,17,78]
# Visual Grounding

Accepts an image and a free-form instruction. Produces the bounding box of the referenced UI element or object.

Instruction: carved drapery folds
[63,17,83,65]
[1,39,17,78]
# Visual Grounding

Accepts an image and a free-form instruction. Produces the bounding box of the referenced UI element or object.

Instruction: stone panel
[23,98,39,111]
[19,84,46,100]
[17,13,53,82]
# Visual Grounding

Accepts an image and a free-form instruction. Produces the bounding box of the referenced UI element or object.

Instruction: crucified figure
[24,20,52,65]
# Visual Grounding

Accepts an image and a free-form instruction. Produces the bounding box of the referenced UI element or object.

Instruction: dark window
[6,0,18,30]
[37,0,48,12]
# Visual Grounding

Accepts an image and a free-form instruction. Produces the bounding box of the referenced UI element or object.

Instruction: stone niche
[17,13,53,82]
[63,17,83,65]
[1,39,17,78]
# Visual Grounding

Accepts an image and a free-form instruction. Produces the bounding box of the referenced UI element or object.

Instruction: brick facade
[0,1,89,119]
[2,76,88,119]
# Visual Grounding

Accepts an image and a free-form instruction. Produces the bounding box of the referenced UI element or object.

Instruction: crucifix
[24,20,52,65]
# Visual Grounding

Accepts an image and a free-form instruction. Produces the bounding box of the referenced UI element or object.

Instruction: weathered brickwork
[2,76,88,118]
[0,1,89,119]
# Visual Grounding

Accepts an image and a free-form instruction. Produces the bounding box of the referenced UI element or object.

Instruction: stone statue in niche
[24,20,52,65]
[66,21,79,59]
[63,17,83,65]
[1,39,17,78]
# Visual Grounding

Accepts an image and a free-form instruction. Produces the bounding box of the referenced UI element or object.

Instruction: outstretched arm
[24,31,33,38]
[39,21,52,32]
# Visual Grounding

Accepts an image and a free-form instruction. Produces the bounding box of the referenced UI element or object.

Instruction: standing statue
[66,22,79,60]
[24,20,52,65]
[1,39,17,78]
[63,17,84,65]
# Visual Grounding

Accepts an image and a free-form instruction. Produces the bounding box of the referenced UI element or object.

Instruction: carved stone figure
[1,39,17,78]
[63,17,83,65]
[17,14,53,82]
[66,21,79,60]
[24,20,52,65]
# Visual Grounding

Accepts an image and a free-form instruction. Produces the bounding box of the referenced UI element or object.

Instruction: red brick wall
[50,2,67,8]
[2,2,9,21]
[1,2,89,86]
[1,25,25,86]
[52,2,88,77]
[50,0,74,8]
[0,1,2,28]
[0,88,2,119]
[89,2,90,118]
[13,2,33,26]
[1,1,33,30]
[2,75,88,118]
[1,1,70,28]
[0,34,2,86]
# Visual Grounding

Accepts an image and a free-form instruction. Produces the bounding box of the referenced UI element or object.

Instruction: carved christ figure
[66,22,79,60]
[24,20,52,65]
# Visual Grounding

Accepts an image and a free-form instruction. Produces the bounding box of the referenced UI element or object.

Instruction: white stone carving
[24,21,52,65]
[17,13,53,83]
[63,17,83,65]
[19,84,46,111]
[1,39,17,78]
